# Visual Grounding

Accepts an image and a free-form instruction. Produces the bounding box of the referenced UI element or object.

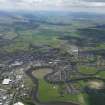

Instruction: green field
[38,79,80,103]
[98,71,105,79]
[32,68,80,103]
[78,65,97,75]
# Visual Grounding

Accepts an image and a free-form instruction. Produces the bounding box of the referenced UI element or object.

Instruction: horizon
[0,0,105,14]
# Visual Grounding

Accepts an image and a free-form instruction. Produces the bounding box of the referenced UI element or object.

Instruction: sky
[0,0,105,13]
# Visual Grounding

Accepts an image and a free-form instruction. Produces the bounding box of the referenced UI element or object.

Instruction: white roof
[49,62,53,64]
[14,102,24,105]
[2,79,11,85]
[72,49,78,52]
[11,61,23,66]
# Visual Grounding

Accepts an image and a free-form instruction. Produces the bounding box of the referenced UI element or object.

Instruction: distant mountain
[68,12,105,19]
[0,11,13,17]
[0,10,105,25]
[17,11,105,23]
[0,10,105,19]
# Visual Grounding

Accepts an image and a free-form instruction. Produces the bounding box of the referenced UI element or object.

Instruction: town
[0,8,105,105]
[0,45,105,105]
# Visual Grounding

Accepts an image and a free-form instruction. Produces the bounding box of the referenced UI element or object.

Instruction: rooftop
[14,102,24,105]
[2,79,11,85]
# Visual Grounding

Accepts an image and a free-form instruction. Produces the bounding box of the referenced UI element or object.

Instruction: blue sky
[0,0,105,13]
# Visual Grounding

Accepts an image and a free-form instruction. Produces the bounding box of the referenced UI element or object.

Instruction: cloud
[85,0,105,2]
[0,0,105,13]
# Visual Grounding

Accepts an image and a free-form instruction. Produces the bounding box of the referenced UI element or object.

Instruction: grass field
[2,29,63,52]
[38,79,80,103]
[32,68,53,79]
[78,66,97,75]
[32,68,81,104]
[98,71,105,79]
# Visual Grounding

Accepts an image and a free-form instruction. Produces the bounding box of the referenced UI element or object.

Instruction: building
[2,79,11,85]
[14,102,24,105]
[71,46,79,55]
[11,61,23,66]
